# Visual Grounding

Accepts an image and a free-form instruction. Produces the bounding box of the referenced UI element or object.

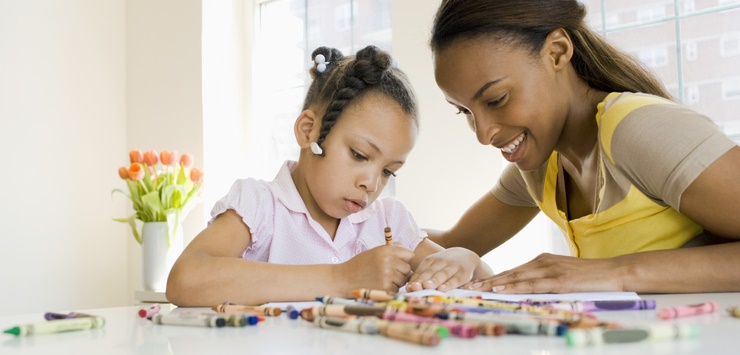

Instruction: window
[250,0,393,182]
[580,1,740,133]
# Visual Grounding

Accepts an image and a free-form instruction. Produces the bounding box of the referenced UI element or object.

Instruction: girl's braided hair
[303,45,418,154]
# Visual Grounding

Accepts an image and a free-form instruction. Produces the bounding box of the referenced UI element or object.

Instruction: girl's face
[434,36,569,171]
[301,91,417,223]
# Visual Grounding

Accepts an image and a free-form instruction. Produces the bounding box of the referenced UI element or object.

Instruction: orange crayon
[352,288,396,302]
[212,302,282,317]
[379,321,441,346]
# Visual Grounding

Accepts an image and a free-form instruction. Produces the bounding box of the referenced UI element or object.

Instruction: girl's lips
[345,199,366,213]
[501,132,527,163]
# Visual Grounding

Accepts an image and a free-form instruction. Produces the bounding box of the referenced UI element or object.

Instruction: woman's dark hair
[430,0,671,99]
[303,45,418,152]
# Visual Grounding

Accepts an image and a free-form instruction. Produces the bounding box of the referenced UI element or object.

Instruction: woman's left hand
[463,253,624,293]
[406,247,482,292]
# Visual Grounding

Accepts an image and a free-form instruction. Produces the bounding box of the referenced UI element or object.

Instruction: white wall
[126,0,205,301]
[0,0,128,315]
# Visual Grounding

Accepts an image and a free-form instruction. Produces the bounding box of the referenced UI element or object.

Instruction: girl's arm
[166,210,414,306]
[469,147,740,293]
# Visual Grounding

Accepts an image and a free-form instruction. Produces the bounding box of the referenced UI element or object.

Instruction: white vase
[141,222,183,292]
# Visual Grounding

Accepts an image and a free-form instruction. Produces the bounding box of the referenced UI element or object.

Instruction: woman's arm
[166,210,414,306]
[468,147,740,293]
[426,191,540,255]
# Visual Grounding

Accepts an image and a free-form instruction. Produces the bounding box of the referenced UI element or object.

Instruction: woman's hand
[406,247,486,292]
[336,244,413,294]
[463,253,624,293]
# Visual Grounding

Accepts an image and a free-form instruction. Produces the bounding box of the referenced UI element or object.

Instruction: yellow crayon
[728,306,740,318]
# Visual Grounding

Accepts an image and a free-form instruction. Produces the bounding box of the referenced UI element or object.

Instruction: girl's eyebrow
[356,136,405,165]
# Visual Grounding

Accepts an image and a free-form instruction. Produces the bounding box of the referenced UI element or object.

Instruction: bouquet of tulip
[113,149,204,246]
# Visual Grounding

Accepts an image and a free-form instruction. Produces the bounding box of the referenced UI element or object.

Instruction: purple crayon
[44,312,96,320]
[544,300,656,312]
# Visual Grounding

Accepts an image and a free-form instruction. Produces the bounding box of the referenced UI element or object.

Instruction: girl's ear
[546,28,574,72]
[294,109,321,149]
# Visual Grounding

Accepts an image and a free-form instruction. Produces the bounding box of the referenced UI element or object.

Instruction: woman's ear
[294,109,321,149]
[546,28,574,72]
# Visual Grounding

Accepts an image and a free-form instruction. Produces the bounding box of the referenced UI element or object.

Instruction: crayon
[565,324,700,347]
[657,301,719,319]
[316,295,365,306]
[379,321,441,346]
[382,312,478,338]
[728,306,740,318]
[151,313,226,328]
[138,304,161,318]
[212,302,282,317]
[351,288,396,302]
[441,312,566,336]
[544,300,656,312]
[43,312,97,320]
[311,304,387,318]
[384,227,393,245]
[313,316,381,334]
[4,317,105,336]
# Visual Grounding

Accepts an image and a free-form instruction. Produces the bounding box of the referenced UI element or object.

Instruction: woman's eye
[489,94,507,108]
[382,169,397,177]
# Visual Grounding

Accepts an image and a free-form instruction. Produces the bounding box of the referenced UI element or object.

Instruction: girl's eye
[455,107,471,115]
[382,169,397,177]
[351,149,367,161]
[488,94,507,108]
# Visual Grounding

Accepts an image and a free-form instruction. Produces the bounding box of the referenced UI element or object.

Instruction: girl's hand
[462,253,623,293]
[336,244,413,294]
[406,247,481,292]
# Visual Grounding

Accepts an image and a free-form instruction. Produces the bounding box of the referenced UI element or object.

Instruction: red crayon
[138,304,161,318]
[657,301,719,320]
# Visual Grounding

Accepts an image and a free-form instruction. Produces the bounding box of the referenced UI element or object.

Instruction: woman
[407,0,740,294]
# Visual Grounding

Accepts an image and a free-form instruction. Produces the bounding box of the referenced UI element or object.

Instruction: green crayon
[566,324,700,347]
[4,317,105,336]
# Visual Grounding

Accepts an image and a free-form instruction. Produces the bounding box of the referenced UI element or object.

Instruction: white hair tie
[391,58,398,69]
[315,54,329,73]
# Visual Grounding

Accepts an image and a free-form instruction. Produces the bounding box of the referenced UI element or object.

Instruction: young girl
[410,0,740,294]
[166,45,492,306]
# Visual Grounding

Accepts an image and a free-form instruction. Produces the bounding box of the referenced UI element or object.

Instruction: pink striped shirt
[210,161,427,265]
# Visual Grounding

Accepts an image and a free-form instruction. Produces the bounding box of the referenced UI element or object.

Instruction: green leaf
[141,190,165,222]
[177,166,187,185]
[112,214,141,244]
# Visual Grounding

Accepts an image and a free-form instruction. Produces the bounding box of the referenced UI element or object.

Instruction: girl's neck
[290,162,340,240]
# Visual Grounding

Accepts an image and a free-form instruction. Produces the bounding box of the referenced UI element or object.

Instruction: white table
[2,293,739,354]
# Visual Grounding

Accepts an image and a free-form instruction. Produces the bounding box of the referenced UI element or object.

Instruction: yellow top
[493,92,736,258]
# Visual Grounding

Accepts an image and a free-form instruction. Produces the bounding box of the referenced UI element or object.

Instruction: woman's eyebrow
[472,77,506,101]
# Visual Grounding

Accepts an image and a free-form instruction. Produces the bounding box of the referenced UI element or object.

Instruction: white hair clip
[310,142,323,155]
[391,58,398,69]
[315,54,329,73]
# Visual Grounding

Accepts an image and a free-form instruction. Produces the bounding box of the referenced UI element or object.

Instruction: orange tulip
[128,163,145,181]
[160,150,176,166]
[129,150,143,163]
[190,168,204,184]
[179,153,193,169]
[143,150,159,166]
[118,166,130,179]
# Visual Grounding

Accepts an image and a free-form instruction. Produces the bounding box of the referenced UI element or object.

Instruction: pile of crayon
[138,302,276,328]
[291,289,720,347]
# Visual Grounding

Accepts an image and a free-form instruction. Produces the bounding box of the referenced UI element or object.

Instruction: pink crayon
[657,301,719,320]
[138,304,161,318]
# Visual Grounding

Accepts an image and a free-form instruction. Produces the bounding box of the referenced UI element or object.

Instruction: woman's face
[434,36,568,171]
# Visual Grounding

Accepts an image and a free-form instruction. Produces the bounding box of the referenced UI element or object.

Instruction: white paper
[399,287,640,302]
